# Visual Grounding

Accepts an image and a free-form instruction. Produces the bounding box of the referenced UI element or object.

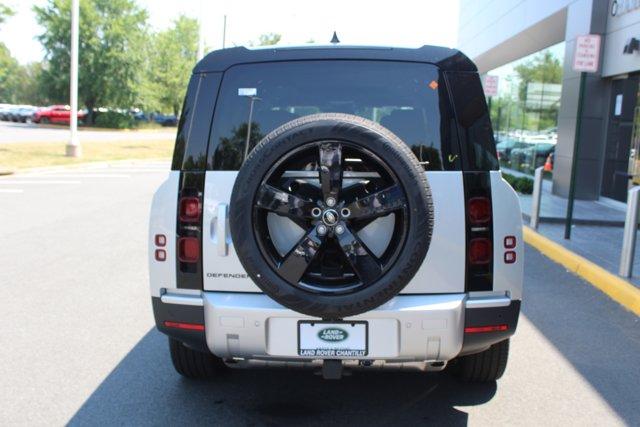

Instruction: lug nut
[335,224,345,235]
[317,224,328,235]
[311,207,322,217]
[326,197,336,207]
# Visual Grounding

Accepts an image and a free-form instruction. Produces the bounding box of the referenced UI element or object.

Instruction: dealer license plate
[298,321,368,357]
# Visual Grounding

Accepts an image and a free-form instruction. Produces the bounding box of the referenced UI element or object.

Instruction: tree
[0,44,21,103]
[143,15,198,116]
[255,33,281,46]
[0,2,13,25]
[0,3,20,103]
[16,62,50,105]
[514,51,562,102]
[513,51,563,131]
[34,0,149,123]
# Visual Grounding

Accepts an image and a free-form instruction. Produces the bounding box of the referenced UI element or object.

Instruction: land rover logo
[322,209,338,226]
[317,327,348,342]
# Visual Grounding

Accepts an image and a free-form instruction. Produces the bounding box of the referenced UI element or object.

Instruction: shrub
[94,111,135,129]
[502,172,534,195]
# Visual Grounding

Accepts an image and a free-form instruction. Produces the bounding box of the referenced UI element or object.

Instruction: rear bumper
[152,292,520,362]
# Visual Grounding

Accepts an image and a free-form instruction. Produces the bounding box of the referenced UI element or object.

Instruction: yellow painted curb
[524,226,640,316]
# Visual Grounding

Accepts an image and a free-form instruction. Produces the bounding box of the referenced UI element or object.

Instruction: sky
[0,0,460,65]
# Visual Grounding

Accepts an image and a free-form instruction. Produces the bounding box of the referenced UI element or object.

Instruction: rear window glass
[207,60,461,171]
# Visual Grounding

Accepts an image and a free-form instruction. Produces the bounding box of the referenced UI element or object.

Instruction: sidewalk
[517,178,640,289]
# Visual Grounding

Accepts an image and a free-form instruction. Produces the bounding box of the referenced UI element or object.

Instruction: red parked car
[33,105,86,125]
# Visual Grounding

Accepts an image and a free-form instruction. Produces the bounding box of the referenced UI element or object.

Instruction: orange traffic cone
[544,154,553,172]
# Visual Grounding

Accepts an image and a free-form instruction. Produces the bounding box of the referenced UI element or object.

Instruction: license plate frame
[297,320,368,357]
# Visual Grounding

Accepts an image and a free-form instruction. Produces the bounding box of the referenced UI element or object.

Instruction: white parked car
[149,45,523,382]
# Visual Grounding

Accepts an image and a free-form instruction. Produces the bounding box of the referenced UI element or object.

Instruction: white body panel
[405,172,465,293]
[201,171,466,294]
[202,171,260,292]
[203,292,468,361]
[148,172,180,297]
[490,171,524,301]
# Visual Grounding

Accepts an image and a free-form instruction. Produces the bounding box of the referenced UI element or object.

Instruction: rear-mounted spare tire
[229,113,434,318]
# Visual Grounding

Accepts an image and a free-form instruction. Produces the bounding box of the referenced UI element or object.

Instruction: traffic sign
[573,34,601,73]
[483,75,499,97]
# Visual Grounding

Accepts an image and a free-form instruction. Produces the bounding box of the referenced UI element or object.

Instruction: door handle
[217,203,228,256]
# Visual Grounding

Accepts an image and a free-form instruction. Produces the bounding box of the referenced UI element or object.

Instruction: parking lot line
[0,189,24,193]
[35,174,131,178]
[0,180,82,185]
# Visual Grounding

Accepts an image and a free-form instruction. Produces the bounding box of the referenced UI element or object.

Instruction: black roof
[193,45,477,74]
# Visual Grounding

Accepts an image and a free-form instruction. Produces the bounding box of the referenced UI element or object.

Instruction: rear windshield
[207,60,462,171]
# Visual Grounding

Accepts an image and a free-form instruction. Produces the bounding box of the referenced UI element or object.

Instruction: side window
[446,71,499,171]
[207,61,462,171]
[172,72,222,171]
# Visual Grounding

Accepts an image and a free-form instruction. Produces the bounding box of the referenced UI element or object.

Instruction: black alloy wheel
[254,140,410,295]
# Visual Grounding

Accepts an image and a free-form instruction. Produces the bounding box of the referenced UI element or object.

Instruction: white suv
[149,45,523,382]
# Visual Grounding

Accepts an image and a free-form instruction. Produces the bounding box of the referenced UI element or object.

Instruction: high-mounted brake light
[469,238,492,265]
[179,197,201,222]
[464,324,508,334]
[163,321,205,331]
[468,197,491,224]
[178,237,199,262]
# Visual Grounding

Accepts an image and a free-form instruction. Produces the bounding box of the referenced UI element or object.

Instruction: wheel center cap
[322,209,339,226]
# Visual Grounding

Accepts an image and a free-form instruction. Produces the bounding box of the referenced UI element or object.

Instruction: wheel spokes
[336,226,383,285]
[319,142,342,202]
[256,184,316,227]
[278,227,325,285]
[344,184,405,220]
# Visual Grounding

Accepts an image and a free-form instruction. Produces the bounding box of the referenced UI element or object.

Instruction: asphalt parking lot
[0,121,176,144]
[1,162,639,426]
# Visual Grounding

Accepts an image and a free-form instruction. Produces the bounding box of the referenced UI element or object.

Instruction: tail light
[163,321,205,331]
[179,197,201,222]
[178,237,200,262]
[464,324,507,333]
[468,197,491,224]
[469,238,492,265]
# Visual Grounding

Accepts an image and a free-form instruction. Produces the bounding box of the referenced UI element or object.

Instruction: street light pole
[66,0,80,157]
[197,0,204,60]
[222,15,227,49]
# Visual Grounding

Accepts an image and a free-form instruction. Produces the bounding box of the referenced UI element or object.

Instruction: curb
[522,213,624,227]
[523,226,640,316]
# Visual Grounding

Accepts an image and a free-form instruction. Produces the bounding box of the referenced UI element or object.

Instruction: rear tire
[168,338,227,379]
[452,339,510,382]
[40,117,50,124]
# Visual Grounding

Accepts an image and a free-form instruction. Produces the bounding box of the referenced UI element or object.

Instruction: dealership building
[458,0,640,202]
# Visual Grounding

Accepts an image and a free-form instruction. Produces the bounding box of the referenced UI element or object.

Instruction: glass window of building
[484,42,565,177]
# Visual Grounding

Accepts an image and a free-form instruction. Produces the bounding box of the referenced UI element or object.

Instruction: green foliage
[514,51,562,103]
[94,110,135,129]
[502,173,534,194]
[0,43,20,103]
[255,33,281,46]
[34,0,149,123]
[0,2,13,25]
[142,15,198,116]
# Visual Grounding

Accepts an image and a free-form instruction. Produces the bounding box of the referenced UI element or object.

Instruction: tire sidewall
[230,114,433,318]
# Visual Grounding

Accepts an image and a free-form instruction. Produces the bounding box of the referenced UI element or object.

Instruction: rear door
[201,60,468,294]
